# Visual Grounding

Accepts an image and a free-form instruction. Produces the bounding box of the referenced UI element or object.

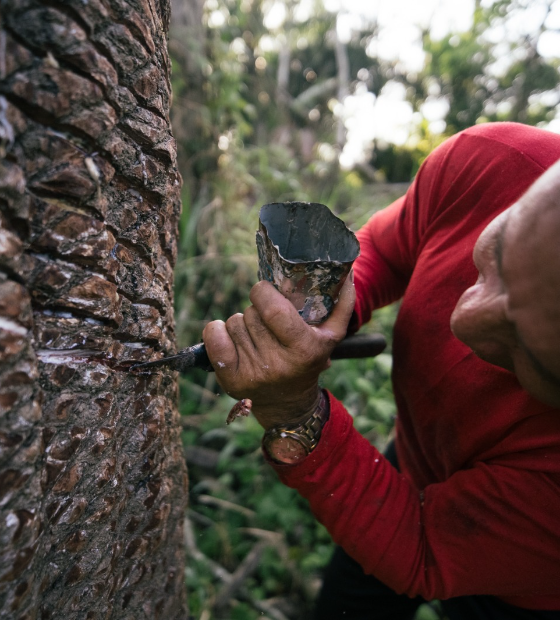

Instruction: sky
[278,0,560,167]
[328,0,472,166]
[256,0,560,166]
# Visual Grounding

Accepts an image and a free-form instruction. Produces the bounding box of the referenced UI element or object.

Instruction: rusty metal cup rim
[258,201,360,265]
[257,201,359,324]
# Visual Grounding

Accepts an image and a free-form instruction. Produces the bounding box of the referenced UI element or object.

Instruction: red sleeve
[271,393,560,605]
[351,122,559,330]
[351,129,483,329]
[271,123,560,605]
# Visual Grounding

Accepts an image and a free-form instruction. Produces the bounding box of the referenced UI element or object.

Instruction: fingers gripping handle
[131,334,386,374]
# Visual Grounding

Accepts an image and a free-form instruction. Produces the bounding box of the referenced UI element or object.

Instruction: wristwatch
[262,390,330,465]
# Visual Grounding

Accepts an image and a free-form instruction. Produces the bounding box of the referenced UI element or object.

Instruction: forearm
[270,392,560,603]
[349,198,414,333]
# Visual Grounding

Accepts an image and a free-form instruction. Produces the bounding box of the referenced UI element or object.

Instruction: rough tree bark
[0,0,188,618]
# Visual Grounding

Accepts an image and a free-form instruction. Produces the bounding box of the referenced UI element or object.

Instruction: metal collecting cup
[256,202,360,324]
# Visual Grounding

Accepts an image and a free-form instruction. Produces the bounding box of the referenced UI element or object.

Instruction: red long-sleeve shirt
[271,123,560,609]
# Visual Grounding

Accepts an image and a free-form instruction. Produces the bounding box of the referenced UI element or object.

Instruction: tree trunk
[0,0,187,618]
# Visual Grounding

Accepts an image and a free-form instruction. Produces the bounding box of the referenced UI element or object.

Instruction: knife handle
[132,333,387,374]
[330,333,387,360]
[194,333,386,371]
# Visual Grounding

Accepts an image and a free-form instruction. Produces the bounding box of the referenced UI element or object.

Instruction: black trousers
[314,442,560,620]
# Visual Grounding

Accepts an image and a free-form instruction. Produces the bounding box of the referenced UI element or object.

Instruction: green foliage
[411,0,560,135]
[416,602,446,620]
[170,0,559,616]
[173,121,405,618]
[176,137,404,616]
[421,31,491,133]
[173,126,405,351]
[182,395,334,617]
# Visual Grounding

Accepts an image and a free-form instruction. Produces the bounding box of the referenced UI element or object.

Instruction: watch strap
[263,389,330,457]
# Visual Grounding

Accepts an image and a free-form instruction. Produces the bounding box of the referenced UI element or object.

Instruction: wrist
[262,389,330,465]
[253,386,322,430]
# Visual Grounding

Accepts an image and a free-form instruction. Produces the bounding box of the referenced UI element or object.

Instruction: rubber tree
[0,0,188,617]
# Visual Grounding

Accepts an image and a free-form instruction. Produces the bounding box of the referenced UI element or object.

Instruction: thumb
[315,271,356,342]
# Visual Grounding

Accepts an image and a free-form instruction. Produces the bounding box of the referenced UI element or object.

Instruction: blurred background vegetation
[168,0,560,617]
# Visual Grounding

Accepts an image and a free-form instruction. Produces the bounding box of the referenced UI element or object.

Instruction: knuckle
[244,305,261,327]
[203,319,224,335]
[296,335,332,367]
[225,313,244,331]
[250,279,270,300]
[261,303,286,325]
[323,332,340,350]
[299,348,320,368]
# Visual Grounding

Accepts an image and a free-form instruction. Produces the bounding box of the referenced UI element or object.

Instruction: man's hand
[202,275,356,430]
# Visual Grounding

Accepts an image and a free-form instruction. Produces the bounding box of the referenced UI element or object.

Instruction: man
[202,122,560,619]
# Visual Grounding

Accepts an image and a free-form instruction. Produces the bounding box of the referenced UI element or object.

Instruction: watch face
[266,434,308,465]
